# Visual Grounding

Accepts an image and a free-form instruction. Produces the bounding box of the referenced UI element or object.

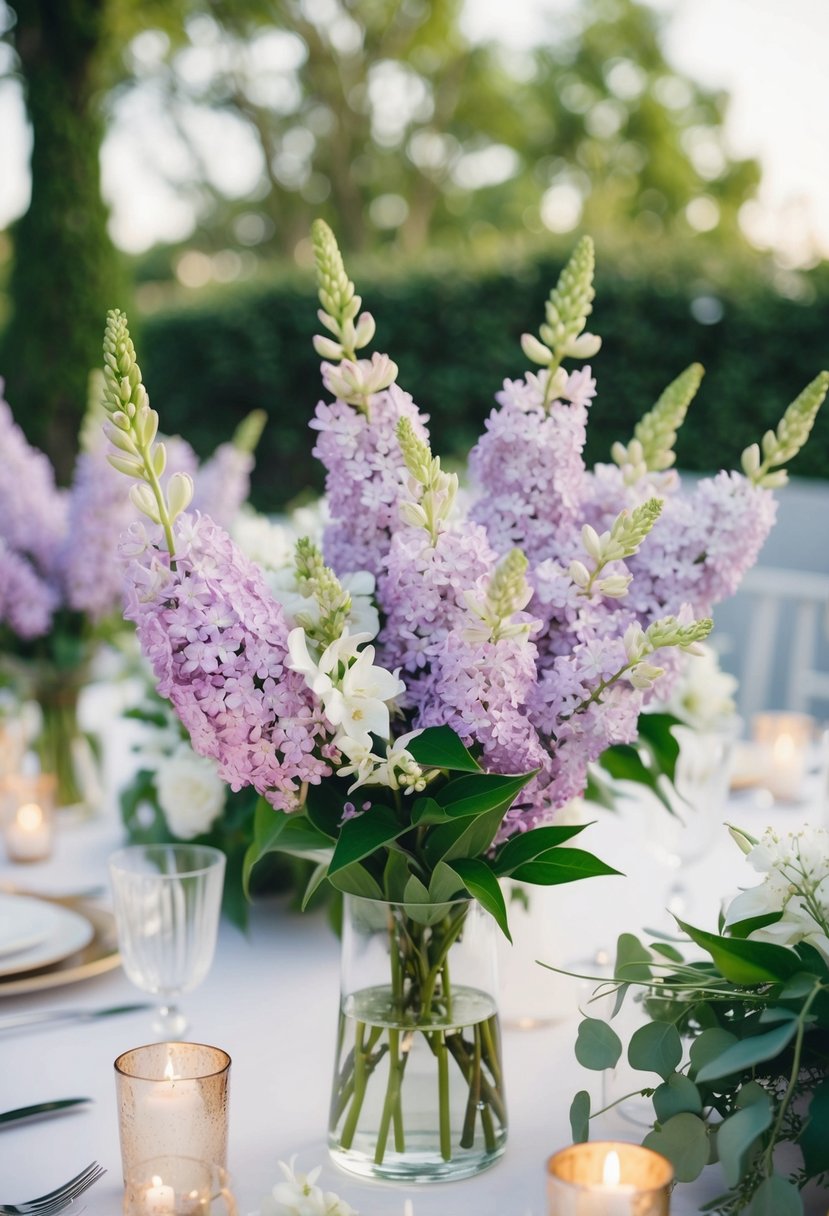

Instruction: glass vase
[32,663,102,819]
[328,895,507,1183]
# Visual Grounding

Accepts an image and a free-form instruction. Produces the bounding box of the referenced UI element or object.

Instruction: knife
[0,1098,92,1129]
[0,1002,152,1032]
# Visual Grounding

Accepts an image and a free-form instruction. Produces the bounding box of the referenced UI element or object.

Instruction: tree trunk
[2,0,123,482]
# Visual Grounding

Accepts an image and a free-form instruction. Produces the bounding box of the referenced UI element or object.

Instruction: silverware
[0,1099,92,1129]
[0,1161,105,1216]
[0,1002,152,1032]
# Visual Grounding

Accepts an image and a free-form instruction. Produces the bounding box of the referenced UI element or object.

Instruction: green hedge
[137,254,829,515]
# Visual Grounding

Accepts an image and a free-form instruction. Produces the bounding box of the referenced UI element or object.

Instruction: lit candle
[4,801,52,862]
[142,1175,176,1216]
[547,1141,672,1215]
[752,712,814,802]
[140,1052,203,1158]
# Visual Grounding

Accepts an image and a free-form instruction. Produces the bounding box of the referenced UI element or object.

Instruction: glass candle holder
[114,1043,231,1183]
[123,1158,237,1216]
[547,1141,673,1215]
[1,773,56,862]
[751,711,815,802]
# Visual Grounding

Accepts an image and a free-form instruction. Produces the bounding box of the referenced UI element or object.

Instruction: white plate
[0,896,94,978]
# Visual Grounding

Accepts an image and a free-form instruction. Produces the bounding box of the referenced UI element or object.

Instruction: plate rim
[0,902,118,996]
[0,898,94,979]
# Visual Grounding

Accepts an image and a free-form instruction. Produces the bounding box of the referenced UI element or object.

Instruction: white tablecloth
[1,777,826,1214]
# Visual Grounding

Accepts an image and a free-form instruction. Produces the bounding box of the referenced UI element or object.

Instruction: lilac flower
[310,384,430,577]
[120,513,333,810]
[0,390,67,573]
[61,445,134,622]
[192,442,254,529]
[0,540,59,638]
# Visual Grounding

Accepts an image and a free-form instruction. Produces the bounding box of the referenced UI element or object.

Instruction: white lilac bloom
[259,1157,358,1216]
[725,825,829,964]
[155,743,227,839]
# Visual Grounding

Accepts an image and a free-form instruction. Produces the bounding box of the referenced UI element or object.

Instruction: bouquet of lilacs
[570,823,829,1215]
[98,224,824,1170]
[0,376,263,809]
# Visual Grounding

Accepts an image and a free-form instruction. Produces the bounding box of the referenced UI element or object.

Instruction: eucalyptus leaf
[717,1098,773,1187]
[745,1174,803,1216]
[643,1112,709,1182]
[406,725,482,772]
[652,1073,702,1122]
[689,1028,738,1079]
[695,1020,798,1083]
[569,1090,591,1143]
[628,1021,682,1079]
[615,932,653,982]
[574,1018,623,1071]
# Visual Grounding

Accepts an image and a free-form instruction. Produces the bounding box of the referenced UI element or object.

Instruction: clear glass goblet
[108,844,226,1039]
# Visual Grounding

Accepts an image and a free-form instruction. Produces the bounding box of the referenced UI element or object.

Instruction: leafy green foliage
[569,1090,591,1143]
[569,919,829,1213]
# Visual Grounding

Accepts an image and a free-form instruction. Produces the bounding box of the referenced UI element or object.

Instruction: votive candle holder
[751,711,815,802]
[547,1141,672,1215]
[122,1157,237,1216]
[1,773,56,862]
[114,1043,231,1183]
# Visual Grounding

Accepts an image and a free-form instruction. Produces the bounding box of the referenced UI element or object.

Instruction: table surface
[1,743,827,1215]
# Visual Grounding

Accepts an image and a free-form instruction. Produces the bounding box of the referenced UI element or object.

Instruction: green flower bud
[167,471,194,521]
[613,364,703,479]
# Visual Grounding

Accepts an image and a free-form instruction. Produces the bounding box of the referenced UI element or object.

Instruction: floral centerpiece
[97,223,824,1181]
[0,376,263,812]
[570,823,829,1215]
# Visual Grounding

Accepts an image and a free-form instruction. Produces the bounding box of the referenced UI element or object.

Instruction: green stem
[340,1021,371,1150]
[460,1023,482,1148]
[437,1031,451,1161]
[374,1028,405,1164]
[762,979,823,1177]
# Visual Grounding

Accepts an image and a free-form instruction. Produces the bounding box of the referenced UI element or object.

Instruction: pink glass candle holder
[547,1141,673,1215]
[1,773,56,862]
[123,1157,237,1216]
[114,1043,231,1183]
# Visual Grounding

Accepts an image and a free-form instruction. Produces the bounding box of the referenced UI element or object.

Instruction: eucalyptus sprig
[520,235,602,408]
[612,364,704,484]
[102,309,192,559]
[741,371,829,489]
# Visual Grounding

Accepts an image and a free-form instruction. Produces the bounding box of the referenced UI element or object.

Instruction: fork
[0,1162,106,1216]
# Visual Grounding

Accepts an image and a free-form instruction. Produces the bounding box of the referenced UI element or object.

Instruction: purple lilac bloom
[192,443,254,529]
[377,522,497,682]
[468,368,595,565]
[310,382,430,577]
[0,389,67,573]
[61,445,134,622]
[0,540,59,638]
[120,512,333,810]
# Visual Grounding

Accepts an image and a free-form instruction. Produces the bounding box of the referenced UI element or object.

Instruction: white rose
[156,744,226,840]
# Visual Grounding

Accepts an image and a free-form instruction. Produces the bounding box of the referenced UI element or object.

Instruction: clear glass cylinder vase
[328,895,507,1183]
[32,663,102,819]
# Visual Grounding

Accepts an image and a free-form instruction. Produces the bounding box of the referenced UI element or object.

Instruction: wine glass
[108,843,226,1039]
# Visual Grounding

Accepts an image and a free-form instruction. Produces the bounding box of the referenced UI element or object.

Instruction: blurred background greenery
[0,0,826,503]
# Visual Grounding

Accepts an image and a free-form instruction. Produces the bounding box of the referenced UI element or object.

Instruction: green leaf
[727,910,784,939]
[447,858,511,941]
[304,779,350,838]
[429,860,465,904]
[746,1174,802,1216]
[435,770,536,818]
[779,972,821,1001]
[301,861,330,910]
[569,1090,591,1143]
[410,797,451,826]
[651,941,684,963]
[653,1073,702,1122]
[383,849,413,902]
[510,848,622,886]
[636,712,681,777]
[676,917,804,985]
[695,1021,798,1083]
[242,803,332,896]
[406,725,482,772]
[689,1028,738,1079]
[328,804,406,876]
[798,1079,829,1175]
[424,803,510,868]
[628,1021,682,1079]
[574,1018,623,1071]
[598,742,676,814]
[491,822,590,875]
[717,1096,773,1187]
[615,932,653,982]
[643,1112,709,1182]
[327,862,384,901]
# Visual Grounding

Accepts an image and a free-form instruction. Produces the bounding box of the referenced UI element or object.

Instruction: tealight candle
[2,775,55,862]
[547,1141,672,1215]
[752,711,814,802]
[142,1175,175,1216]
[123,1157,237,1216]
[115,1043,231,1183]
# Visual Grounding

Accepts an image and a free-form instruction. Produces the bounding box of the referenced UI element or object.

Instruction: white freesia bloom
[259,1156,358,1216]
[156,743,226,839]
[337,729,426,794]
[724,824,829,964]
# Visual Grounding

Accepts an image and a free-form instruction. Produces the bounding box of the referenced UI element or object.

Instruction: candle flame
[17,803,43,830]
[773,733,796,762]
[151,1176,163,1187]
[602,1150,621,1186]
[163,1054,178,1083]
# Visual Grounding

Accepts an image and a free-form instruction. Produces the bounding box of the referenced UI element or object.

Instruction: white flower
[155,743,226,839]
[269,568,379,639]
[258,1157,358,1216]
[654,643,738,730]
[337,729,427,794]
[724,824,829,964]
